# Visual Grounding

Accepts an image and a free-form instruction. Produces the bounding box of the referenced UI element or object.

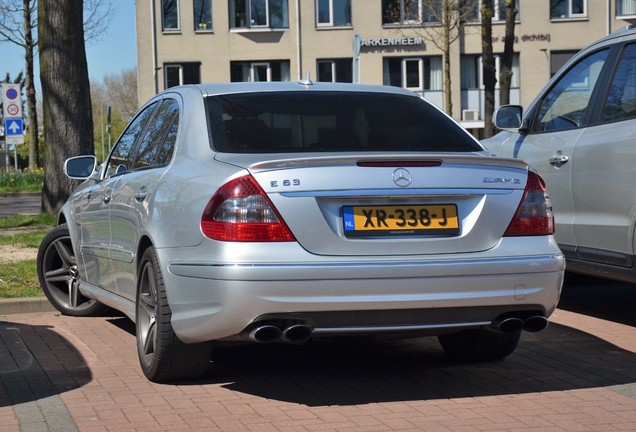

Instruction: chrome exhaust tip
[282,324,313,344]
[248,325,282,343]
[492,317,524,334]
[523,316,549,333]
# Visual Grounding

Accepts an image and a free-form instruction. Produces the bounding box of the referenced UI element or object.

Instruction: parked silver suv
[483,25,636,284]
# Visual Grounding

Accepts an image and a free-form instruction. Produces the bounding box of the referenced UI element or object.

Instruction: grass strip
[0,259,43,298]
[0,213,56,229]
[0,213,55,298]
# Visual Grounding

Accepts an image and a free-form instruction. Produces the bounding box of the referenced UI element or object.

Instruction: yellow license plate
[343,204,459,237]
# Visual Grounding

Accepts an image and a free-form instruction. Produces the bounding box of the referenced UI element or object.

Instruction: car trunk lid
[214,153,529,256]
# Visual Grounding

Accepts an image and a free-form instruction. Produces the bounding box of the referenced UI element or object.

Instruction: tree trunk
[481,1,496,139]
[23,0,39,170]
[443,49,452,116]
[39,0,93,215]
[443,1,452,116]
[499,0,517,106]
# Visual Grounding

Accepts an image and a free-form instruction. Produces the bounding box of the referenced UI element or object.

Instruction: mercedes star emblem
[392,168,412,187]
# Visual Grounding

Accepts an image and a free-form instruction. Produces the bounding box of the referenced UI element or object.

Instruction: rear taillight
[504,170,555,236]
[201,175,296,242]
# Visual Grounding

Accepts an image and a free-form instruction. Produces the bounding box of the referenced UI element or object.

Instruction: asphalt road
[0,192,41,217]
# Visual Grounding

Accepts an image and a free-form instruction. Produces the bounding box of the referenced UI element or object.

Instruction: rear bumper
[159,242,565,343]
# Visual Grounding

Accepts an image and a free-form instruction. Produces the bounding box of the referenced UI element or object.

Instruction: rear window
[206,91,481,153]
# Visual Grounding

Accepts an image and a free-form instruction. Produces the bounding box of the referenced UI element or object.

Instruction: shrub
[0,168,44,193]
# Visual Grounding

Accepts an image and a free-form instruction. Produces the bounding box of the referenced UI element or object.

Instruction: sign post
[353,34,361,84]
[2,83,25,162]
[2,83,24,170]
[4,118,24,145]
[2,84,23,118]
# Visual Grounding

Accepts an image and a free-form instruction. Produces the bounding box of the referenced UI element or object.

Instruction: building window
[383,57,442,91]
[550,51,578,77]
[164,63,201,89]
[162,0,180,30]
[491,0,518,21]
[316,0,351,27]
[617,0,636,17]
[194,0,212,30]
[550,0,586,19]
[230,61,291,82]
[317,59,353,82]
[461,0,480,22]
[382,0,440,25]
[229,0,289,29]
[462,0,519,23]
[460,54,520,89]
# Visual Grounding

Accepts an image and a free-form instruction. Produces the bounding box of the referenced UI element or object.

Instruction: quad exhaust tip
[523,315,549,332]
[249,325,282,343]
[282,324,313,344]
[492,315,549,334]
[248,323,313,344]
[496,317,525,334]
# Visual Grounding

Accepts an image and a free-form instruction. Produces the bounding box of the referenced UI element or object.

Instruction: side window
[132,99,180,170]
[157,115,179,166]
[602,44,636,123]
[107,102,159,177]
[533,49,609,132]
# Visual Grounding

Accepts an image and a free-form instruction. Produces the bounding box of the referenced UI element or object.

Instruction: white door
[570,43,636,266]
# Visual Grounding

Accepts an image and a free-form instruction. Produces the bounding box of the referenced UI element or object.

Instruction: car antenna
[298,72,313,86]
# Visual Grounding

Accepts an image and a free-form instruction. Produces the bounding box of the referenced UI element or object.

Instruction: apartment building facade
[135,0,636,136]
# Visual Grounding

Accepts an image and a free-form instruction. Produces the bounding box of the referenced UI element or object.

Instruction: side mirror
[64,155,97,180]
[493,105,523,131]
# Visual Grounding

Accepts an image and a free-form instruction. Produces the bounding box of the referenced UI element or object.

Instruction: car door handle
[103,194,112,204]
[549,155,569,167]
[135,189,148,202]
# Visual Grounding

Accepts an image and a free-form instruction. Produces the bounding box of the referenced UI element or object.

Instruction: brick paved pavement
[1,276,636,431]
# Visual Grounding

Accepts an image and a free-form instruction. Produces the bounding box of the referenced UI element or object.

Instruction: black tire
[136,246,213,382]
[438,328,521,362]
[37,223,108,317]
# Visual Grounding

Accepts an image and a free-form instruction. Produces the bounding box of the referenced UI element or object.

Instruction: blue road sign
[5,118,23,136]
[4,118,24,145]
[5,88,18,100]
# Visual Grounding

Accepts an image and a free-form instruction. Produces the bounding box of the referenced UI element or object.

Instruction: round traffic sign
[5,88,18,100]
[6,103,20,116]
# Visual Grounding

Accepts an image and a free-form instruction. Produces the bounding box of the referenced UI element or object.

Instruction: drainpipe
[296,0,302,80]
[151,0,159,94]
[607,0,611,35]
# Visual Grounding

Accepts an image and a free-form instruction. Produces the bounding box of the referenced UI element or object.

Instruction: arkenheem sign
[360,37,424,47]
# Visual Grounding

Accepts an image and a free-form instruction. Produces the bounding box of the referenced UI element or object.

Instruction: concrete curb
[0,191,41,198]
[0,297,56,315]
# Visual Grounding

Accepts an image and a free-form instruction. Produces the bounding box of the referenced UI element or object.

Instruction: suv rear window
[206,91,481,153]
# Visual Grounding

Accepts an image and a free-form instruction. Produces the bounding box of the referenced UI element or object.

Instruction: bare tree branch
[383,0,477,116]
[83,0,117,44]
[0,0,116,169]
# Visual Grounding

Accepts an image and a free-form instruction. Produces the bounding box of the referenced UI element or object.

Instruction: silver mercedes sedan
[37,80,564,382]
